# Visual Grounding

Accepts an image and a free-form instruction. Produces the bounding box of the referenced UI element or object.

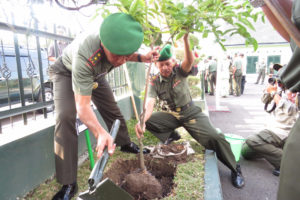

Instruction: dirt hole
[103,144,190,200]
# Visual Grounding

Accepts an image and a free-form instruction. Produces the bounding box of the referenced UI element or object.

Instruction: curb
[204,150,223,200]
[202,99,223,200]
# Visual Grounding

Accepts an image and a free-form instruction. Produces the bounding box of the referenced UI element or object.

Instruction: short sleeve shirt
[148,66,192,108]
[208,60,217,72]
[62,32,114,96]
[234,58,242,70]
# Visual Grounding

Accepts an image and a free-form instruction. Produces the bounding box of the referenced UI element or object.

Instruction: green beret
[100,13,144,55]
[158,44,172,61]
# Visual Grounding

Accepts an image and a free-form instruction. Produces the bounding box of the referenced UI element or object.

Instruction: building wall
[226,43,292,73]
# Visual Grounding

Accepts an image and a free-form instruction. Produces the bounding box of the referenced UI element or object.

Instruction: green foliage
[96,0,263,50]
[187,76,200,86]
[187,76,202,98]
[189,34,199,50]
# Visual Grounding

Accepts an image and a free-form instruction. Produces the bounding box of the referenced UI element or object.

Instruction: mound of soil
[123,171,163,199]
[103,143,191,200]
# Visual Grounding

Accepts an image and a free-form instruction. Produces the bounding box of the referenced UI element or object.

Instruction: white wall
[226,44,292,66]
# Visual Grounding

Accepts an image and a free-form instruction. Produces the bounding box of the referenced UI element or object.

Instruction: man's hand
[96,131,116,158]
[142,46,160,63]
[266,84,277,94]
[135,122,146,139]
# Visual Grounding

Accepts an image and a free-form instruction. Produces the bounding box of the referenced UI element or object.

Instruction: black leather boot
[164,131,181,145]
[231,164,245,188]
[52,182,77,200]
[272,168,280,176]
[120,142,150,154]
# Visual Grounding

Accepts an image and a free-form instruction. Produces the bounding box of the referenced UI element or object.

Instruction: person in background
[49,13,158,200]
[135,34,245,189]
[203,59,209,93]
[228,55,234,95]
[232,53,243,96]
[249,0,300,199]
[206,56,217,95]
[219,55,230,97]
[255,58,267,85]
[269,62,274,75]
[48,25,68,62]
[240,53,247,95]
[242,81,298,176]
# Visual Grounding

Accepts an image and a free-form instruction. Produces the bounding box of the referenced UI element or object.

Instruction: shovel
[77,119,134,200]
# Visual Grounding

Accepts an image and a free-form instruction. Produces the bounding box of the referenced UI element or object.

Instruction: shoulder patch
[87,47,104,67]
[151,74,159,80]
[150,73,159,86]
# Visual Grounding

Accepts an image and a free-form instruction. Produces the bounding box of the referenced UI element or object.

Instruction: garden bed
[24,120,205,200]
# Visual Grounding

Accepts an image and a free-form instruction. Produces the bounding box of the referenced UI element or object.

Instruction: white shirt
[242,57,247,76]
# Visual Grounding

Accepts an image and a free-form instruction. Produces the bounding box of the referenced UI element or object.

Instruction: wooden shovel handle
[264,0,300,47]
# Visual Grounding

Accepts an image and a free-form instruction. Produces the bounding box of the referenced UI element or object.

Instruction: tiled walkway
[206,74,279,200]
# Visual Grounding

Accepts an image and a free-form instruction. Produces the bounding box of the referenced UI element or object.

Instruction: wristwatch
[249,0,265,8]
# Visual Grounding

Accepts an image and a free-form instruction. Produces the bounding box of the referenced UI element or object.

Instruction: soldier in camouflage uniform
[135,33,245,189]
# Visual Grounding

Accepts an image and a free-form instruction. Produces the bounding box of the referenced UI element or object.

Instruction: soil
[103,143,191,200]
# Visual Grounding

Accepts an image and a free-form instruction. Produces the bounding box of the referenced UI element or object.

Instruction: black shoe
[164,131,181,145]
[52,182,77,200]
[272,168,280,176]
[231,164,245,188]
[209,93,214,96]
[120,142,150,154]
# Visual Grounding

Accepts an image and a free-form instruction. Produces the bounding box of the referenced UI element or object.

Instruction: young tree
[96,0,263,50]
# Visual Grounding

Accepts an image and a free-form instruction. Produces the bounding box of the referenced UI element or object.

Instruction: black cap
[273,64,283,71]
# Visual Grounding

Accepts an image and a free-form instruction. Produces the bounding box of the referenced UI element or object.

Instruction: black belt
[171,101,194,112]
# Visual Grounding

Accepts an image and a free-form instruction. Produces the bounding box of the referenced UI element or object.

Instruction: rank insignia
[92,82,98,90]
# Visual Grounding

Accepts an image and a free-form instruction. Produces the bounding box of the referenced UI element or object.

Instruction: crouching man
[242,79,298,176]
[135,33,245,188]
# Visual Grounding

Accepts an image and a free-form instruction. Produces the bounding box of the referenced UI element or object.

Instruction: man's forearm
[75,94,107,138]
[142,98,155,123]
[182,34,194,72]
[77,104,107,138]
[128,53,143,62]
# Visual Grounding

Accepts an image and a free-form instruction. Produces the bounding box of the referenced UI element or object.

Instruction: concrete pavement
[206,74,279,200]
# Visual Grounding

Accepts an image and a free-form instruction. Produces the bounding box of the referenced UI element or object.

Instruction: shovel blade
[77,178,133,200]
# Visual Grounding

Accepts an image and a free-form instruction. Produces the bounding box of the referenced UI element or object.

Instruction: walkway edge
[202,98,223,200]
[204,150,223,200]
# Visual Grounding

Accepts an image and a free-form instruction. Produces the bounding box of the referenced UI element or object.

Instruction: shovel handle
[88,119,120,191]
[264,0,300,47]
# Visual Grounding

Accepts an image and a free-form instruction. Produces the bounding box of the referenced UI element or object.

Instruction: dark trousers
[256,69,265,84]
[146,106,237,172]
[234,74,242,96]
[242,129,284,169]
[278,117,300,200]
[229,74,234,95]
[241,75,246,94]
[209,71,216,95]
[50,59,131,185]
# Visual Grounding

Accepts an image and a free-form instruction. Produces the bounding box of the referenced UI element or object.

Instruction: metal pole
[12,15,27,125]
[34,20,47,118]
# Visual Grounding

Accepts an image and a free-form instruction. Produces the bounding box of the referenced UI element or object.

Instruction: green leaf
[261,15,265,23]
[175,31,186,41]
[239,17,255,31]
[129,0,139,15]
[202,30,209,38]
